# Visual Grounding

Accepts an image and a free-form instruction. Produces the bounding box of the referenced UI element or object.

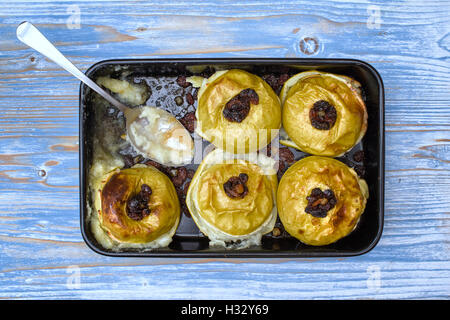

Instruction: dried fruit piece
[223,173,249,199]
[170,167,187,187]
[262,73,290,95]
[176,75,191,88]
[126,184,153,221]
[192,88,199,101]
[353,150,365,163]
[305,188,337,218]
[144,159,166,172]
[309,100,337,130]
[186,92,195,105]
[179,111,196,133]
[278,147,295,164]
[222,89,259,123]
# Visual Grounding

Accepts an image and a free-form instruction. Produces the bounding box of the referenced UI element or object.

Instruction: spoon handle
[16,21,129,113]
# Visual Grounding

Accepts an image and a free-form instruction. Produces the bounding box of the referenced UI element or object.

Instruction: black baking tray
[79,58,384,257]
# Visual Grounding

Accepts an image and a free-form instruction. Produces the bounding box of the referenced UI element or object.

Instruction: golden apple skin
[186,149,278,248]
[277,156,368,246]
[281,71,367,157]
[196,69,281,154]
[195,162,275,236]
[95,166,180,244]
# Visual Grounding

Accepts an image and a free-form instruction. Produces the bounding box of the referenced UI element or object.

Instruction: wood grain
[0,0,449,299]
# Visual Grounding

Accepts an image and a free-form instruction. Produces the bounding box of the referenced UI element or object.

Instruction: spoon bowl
[16,21,193,166]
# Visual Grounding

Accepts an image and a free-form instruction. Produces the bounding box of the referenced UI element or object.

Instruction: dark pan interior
[79,58,384,257]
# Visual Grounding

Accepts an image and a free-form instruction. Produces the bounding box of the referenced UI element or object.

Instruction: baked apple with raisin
[195,69,281,154]
[280,71,367,157]
[186,149,278,249]
[277,156,368,246]
[92,165,180,249]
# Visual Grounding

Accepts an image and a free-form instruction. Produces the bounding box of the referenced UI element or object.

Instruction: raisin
[126,184,153,221]
[223,174,249,199]
[170,167,187,187]
[145,159,165,172]
[305,188,337,218]
[278,73,290,87]
[223,89,259,123]
[279,147,295,164]
[186,92,195,105]
[141,184,152,197]
[353,150,365,163]
[262,73,290,95]
[238,173,248,183]
[179,111,196,133]
[192,88,198,101]
[262,74,279,93]
[277,161,286,181]
[309,100,337,130]
[176,75,191,88]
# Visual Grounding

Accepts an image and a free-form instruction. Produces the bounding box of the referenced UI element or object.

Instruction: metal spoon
[16,22,193,166]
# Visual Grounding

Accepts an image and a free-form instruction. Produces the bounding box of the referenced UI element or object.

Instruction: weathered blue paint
[0,0,449,299]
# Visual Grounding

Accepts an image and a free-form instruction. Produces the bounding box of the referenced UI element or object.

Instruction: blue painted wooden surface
[0,0,449,299]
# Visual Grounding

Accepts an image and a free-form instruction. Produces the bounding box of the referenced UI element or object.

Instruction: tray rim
[79,57,385,258]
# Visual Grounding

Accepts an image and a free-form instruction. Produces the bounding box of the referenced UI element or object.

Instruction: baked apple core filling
[126,184,153,221]
[305,187,337,218]
[223,89,259,123]
[223,173,249,199]
[309,100,337,130]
